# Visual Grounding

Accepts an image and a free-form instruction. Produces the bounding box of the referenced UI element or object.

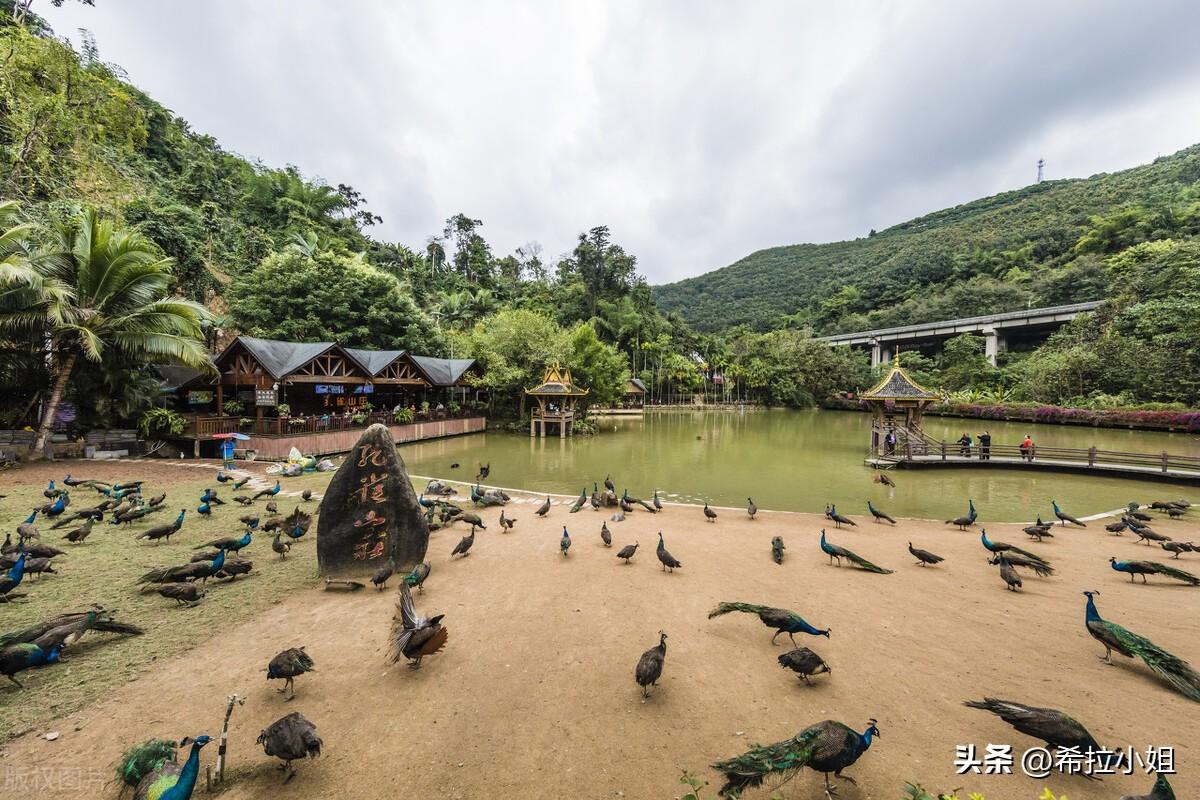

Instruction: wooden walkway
[866,435,1200,483]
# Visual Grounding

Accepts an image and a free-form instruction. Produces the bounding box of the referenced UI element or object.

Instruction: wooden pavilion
[860,352,940,458]
[525,363,588,438]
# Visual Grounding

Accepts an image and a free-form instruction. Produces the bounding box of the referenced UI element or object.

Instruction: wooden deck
[866,433,1200,483]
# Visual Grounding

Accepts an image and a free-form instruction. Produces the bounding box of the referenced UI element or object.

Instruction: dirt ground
[1,461,1198,799]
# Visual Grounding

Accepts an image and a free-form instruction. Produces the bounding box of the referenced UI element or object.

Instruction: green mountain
[653,145,1200,334]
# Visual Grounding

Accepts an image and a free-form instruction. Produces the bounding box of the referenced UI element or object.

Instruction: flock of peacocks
[4,463,1196,798]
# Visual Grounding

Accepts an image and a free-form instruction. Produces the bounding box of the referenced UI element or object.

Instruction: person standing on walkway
[978,431,991,460]
[1020,434,1034,462]
[957,432,972,457]
[221,437,236,470]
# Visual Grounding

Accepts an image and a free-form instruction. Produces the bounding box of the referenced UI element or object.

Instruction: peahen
[980,530,1051,568]
[747,498,757,519]
[158,583,206,606]
[388,582,448,669]
[946,499,977,530]
[656,532,681,572]
[825,504,856,528]
[1121,774,1175,800]
[653,491,663,511]
[600,521,612,547]
[0,641,64,687]
[963,698,1124,774]
[569,489,586,513]
[1083,590,1200,701]
[634,631,667,698]
[499,509,515,531]
[371,560,395,590]
[604,474,616,493]
[62,517,95,543]
[450,526,476,558]
[301,488,313,501]
[560,526,571,556]
[867,501,895,525]
[215,557,251,580]
[820,530,892,573]
[1023,517,1054,541]
[996,555,1023,591]
[17,511,38,541]
[708,602,830,646]
[115,735,211,800]
[704,503,717,523]
[988,553,1055,577]
[1161,540,1197,558]
[272,533,291,559]
[616,542,638,563]
[1109,557,1200,586]
[771,536,785,565]
[403,561,431,593]
[777,647,830,685]
[268,646,315,700]
[535,496,551,516]
[1052,500,1086,527]
[257,712,321,781]
[712,718,880,799]
[908,542,943,567]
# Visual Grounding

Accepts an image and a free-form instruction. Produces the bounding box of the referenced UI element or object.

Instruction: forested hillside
[653,147,1200,335]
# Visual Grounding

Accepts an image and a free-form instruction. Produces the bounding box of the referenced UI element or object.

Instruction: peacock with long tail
[987,553,1055,577]
[388,582,448,669]
[1023,517,1054,541]
[267,646,315,700]
[1109,557,1200,586]
[825,504,856,528]
[0,641,64,687]
[656,532,681,572]
[711,718,880,799]
[867,501,895,524]
[252,480,281,502]
[708,602,830,646]
[908,542,943,566]
[771,536,785,565]
[257,712,321,782]
[138,550,226,586]
[1083,590,1200,701]
[980,530,1051,568]
[115,735,212,800]
[946,499,977,530]
[777,647,830,685]
[1,608,141,648]
[1052,500,1087,527]
[820,530,892,573]
[404,561,431,592]
[194,529,251,554]
[1121,774,1175,800]
[569,489,586,513]
[634,631,667,698]
[962,698,1124,774]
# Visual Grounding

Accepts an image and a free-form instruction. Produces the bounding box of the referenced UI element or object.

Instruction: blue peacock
[1109,557,1199,586]
[115,735,212,800]
[820,530,893,573]
[1083,590,1200,702]
[708,601,830,647]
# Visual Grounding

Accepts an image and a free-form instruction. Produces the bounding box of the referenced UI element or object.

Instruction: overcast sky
[40,1,1200,284]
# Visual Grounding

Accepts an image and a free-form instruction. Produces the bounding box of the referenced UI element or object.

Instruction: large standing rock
[317,424,429,575]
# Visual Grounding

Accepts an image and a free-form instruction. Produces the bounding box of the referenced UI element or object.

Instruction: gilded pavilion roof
[861,353,938,401]
[525,363,588,396]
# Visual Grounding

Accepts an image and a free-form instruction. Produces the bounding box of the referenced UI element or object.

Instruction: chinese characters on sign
[954,744,1174,778]
[350,445,391,561]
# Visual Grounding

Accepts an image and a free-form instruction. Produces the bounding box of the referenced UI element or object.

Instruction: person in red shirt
[1020,434,1034,462]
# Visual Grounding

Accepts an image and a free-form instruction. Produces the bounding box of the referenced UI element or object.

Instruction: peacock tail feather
[708,601,769,619]
[1103,620,1200,702]
[1144,562,1200,585]
[841,548,894,574]
[712,727,822,798]
[115,738,176,790]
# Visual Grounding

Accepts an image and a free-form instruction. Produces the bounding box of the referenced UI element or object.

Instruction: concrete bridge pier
[983,327,1006,366]
[869,339,893,369]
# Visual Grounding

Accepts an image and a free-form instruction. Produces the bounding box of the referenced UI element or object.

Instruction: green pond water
[396,409,1200,522]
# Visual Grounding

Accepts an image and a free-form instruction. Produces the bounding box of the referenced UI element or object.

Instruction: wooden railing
[872,423,1200,474]
[183,411,472,440]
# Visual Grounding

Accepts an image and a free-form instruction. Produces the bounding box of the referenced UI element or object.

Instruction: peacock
[747,498,757,519]
[200,487,225,506]
[301,488,313,501]
[1052,500,1086,527]
[569,489,586,513]
[777,647,830,685]
[1083,590,1200,701]
[634,631,667,698]
[252,480,281,502]
[457,511,485,529]
[591,484,602,511]
[980,530,1051,568]
[988,553,1055,577]
[653,491,663,511]
[388,582,448,669]
[450,526,475,558]
[257,712,321,781]
[62,517,95,543]
[403,561,431,592]
[946,499,977,530]
[1,608,141,648]
[962,698,1124,773]
[867,501,895,525]
[1106,519,1130,535]
[272,533,291,559]
[194,529,250,553]
[711,718,880,799]
[196,502,211,518]
[560,526,572,556]
[115,735,211,800]
[216,471,232,483]
[233,495,253,506]
[771,536,785,565]
[704,503,717,523]
[138,550,226,586]
[265,500,278,515]
[535,496,551,516]
[1161,540,1197,558]
[825,504,856,528]
[820,530,892,573]
[1023,517,1054,541]
[604,474,616,493]
[1109,557,1199,586]
[42,492,69,517]
[17,511,38,541]
[158,583,206,606]
[371,560,395,590]
[908,542,943,566]
[873,472,896,488]
[1120,774,1175,800]
[656,532,681,572]
[499,509,515,531]
[0,641,64,687]
[1134,527,1172,546]
[268,646,315,700]
[0,552,27,600]
[600,521,612,547]
[708,602,830,646]
[616,542,638,563]
[996,555,1023,591]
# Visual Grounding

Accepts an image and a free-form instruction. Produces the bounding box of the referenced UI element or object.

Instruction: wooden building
[860,353,940,459]
[525,363,588,438]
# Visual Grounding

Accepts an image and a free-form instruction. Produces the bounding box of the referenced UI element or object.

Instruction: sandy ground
[1,473,1198,799]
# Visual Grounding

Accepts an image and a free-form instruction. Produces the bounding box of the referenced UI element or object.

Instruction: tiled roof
[862,356,938,400]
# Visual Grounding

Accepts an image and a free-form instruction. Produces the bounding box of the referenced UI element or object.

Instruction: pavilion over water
[860,352,940,458]
[525,363,588,437]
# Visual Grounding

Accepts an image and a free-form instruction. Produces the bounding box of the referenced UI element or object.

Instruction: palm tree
[0,205,213,455]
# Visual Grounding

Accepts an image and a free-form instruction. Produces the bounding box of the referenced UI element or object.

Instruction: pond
[397,409,1200,521]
